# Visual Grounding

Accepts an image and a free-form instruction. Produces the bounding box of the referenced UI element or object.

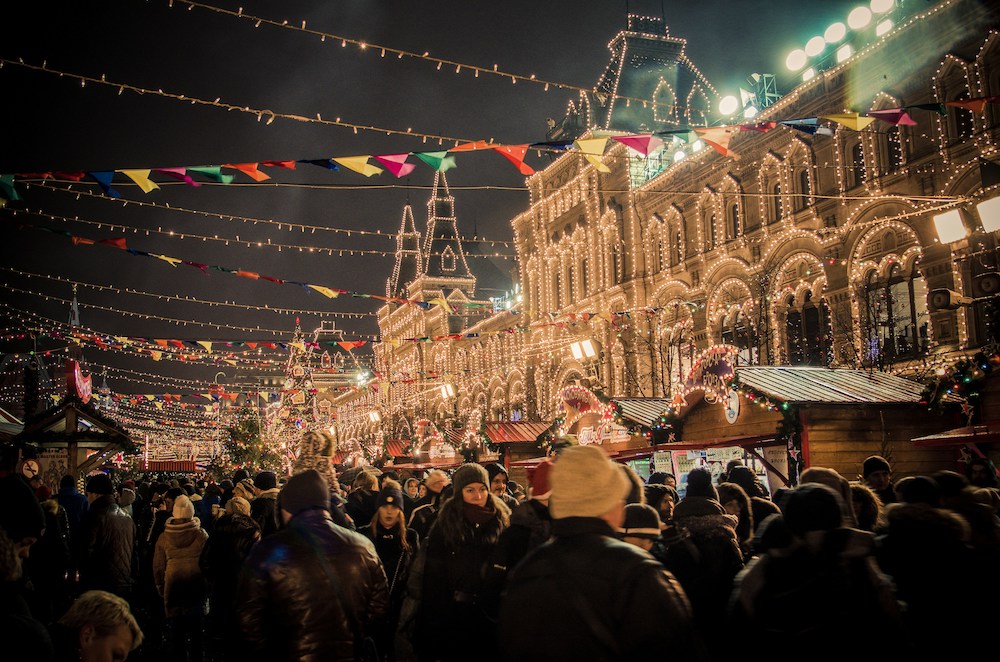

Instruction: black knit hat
[782,483,843,536]
[618,503,663,540]
[279,470,329,516]
[684,467,718,500]
[485,463,508,483]
[254,471,278,490]
[452,463,490,494]
[85,473,114,496]
[0,475,45,541]
[376,483,405,510]
[862,455,891,478]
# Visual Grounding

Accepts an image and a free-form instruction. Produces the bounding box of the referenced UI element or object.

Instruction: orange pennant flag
[224,163,270,181]
[493,145,535,175]
[154,339,168,347]
[944,96,1000,113]
[71,236,95,245]
[235,270,260,279]
[450,140,494,152]
[695,127,740,159]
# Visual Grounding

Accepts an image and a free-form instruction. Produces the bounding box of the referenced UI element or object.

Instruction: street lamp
[570,339,597,361]
[368,410,381,423]
[933,209,968,244]
[439,383,456,399]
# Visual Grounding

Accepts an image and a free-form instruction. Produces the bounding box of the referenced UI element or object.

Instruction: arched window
[729,204,740,240]
[785,295,805,364]
[951,92,975,141]
[850,142,865,188]
[770,182,782,223]
[796,169,810,210]
[721,308,759,365]
[863,264,928,366]
[705,212,717,250]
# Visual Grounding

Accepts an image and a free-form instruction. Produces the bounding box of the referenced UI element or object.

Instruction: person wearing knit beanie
[684,467,719,500]
[278,470,330,520]
[526,458,554,501]
[451,463,491,496]
[85,473,114,498]
[0,475,46,551]
[224,495,252,517]
[861,455,895,505]
[618,503,664,551]
[172,494,196,521]
[549,445,630,520]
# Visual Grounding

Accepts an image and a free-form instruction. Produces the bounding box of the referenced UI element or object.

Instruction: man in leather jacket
[238,469,389,662]
[499,446,706,660]
[75,473,136,599]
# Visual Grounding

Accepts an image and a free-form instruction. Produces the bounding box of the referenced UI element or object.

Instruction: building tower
[412,171,475,298]
[386,204,423,299]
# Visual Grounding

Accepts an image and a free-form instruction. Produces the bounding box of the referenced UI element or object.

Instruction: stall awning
[912,424,1000,447]
[140,460,198,472]
[388,461,462,472]
[484,421,551,444]
[385,439,407,457]
[611,399,673,427]
[735,366,929,404]
[610,434,783,461]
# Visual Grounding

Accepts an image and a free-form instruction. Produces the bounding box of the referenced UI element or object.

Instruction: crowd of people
[2,443,999,661]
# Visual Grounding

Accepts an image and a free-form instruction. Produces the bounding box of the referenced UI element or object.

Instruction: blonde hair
[59,590,144,651]
[352,471,378,492]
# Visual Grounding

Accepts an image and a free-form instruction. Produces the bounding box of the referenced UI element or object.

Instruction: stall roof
[385,439,407,457]
[484,421,551,444]
[735,366,928,405]
[612,399,673,427]
[912,423,1000,446]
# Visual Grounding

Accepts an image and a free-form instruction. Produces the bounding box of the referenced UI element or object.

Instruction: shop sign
[683,345,738,404]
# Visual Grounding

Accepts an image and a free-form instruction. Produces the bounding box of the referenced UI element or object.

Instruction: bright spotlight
[836,44,853,62]
[785,49,808,71]
[673,150,686,162]
[802,68,816,82]
[933,210,967,244]
[977,197,1000,233]
[824,22,847,43]
[744,105,759,119]
[870,0,894,13]
[805,36,826,57]
[875,19,893,36]
[692,140,704,152]
[848,6,872,29]
[719,96,739,115]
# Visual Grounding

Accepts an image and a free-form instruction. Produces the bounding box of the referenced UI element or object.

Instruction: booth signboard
[578,423,630,446]
[37,449,70,492]
[762,444,790,496]
[652,450,672,474]
[683,345,738,404]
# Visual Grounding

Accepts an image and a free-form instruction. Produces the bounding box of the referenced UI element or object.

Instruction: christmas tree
[263,318,321,473]
[211,400,285,478]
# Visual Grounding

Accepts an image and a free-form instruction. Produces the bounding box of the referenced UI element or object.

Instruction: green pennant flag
[0,174,21,201]
[906,103,947,116]
[414,151,458,172]
[188,166,236,184]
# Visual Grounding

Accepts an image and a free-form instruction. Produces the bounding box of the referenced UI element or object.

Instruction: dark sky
[0,0,863,394]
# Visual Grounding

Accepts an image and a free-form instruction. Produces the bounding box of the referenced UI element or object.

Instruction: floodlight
[744,106,759,119]
[719,96,739,115]
[875,19,893,36]
[871,0,894,14]
[848,6,872,29]
[673,150,686,162]
[824,22,847,43]
[977,197,1000,233]
[786,49,807,71]
[836,44,853,63]
[805,36,826,57]
[933,210,967,243]
[692,140,704,152]
[803,68,816,82]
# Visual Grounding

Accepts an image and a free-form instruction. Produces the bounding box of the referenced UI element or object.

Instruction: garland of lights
[919,347,1000,419]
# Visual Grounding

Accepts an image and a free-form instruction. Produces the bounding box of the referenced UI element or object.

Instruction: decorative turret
[386,204,422,299]
[412,171,475,298]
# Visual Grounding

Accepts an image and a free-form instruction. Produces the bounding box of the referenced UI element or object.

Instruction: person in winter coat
[346,470,380,528]
[154,494,209,662]
[238,470,389,662]
[716,482,755,557]
[408,469,450,540]
[56,474,89,541]
[249,471,280,538]
[727,466,781,535]
[485,463,518,510]
[200,496,260,661]
[403,463,510,662]
[729,483,907,656]
[75,474,136,599]
[663,467,744,658]
[24,485,72,623]
[499,446,705,661]
[362,480,417,661]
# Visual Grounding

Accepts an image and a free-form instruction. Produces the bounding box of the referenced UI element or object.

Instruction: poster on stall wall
[37,449,70,492]
[653,451,672,474]
[671,447,745,497]
[762,444,790,496]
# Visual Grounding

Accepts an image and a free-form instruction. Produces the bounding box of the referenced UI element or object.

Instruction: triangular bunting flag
[450,140,494,152]
[574,138,611,172]
[197,341,212,353]
[309,284,341,299]
[413,151,457,172]
[298,159,340,171]
[695,127,740,158]
[611,134,663,156]
[373,154,416,178]
[99,238,128,250]
[262,160,297,169]
[188,166,236,184]
[0,174,21,201]
[333,156,383,177]
[819,113,876,131]
[492,145,535,175]
[86,172,121,198]
[235,270,260,279]
[865,108,918,126]
[944,97,997,113]
[152,254,182,267]
[153,168,201,186]
[224,163,270,181]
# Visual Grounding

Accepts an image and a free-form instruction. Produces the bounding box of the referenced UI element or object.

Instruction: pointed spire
[69,284,80,326]
[387,204,423,298]
[422,172,473,282]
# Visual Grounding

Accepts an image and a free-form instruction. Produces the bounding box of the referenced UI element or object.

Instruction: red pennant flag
[99,238,128,250]
[865,108,918,126]
[337,341,356,352]
[261,160,297,169]
[154,339,168,347]
[169,340,185,349]
[450,140,494,152]
[246,342,257,349]
[71,236,95,245]
[260,275,284,284]
[54,171,86,181]
[493,145,535,175]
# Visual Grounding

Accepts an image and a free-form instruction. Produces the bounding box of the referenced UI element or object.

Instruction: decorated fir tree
[213,401,285,477]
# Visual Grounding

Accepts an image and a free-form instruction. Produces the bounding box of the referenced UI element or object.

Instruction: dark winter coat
[345,489,379,530]
[153,516,209,617]
[74,495,135,597]
[665,496,745,642]
[480,498,552,618]
[56,484,89,540]
[407,498,507,661]
[499,517,705,661]
[23,499,71,622]
[238,509,389,662]
[249,489,280,538]
[363,523,418,660]
[200,512,260,609]
[730,523,906,656]
[408,490,445,540]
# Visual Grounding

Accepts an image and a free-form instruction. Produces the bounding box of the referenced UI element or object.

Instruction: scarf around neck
[462,500,496,525]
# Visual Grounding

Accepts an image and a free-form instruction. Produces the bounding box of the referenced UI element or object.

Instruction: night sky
[0,0,864,395]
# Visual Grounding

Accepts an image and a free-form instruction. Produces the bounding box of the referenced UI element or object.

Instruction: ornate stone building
[338,0,1000,447]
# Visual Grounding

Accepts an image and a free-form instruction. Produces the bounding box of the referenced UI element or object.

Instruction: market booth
[9,363,136,490]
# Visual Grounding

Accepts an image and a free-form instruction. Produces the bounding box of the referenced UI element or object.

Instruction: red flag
[493,145,535,175]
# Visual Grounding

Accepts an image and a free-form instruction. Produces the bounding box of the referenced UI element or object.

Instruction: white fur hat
[172,494,195,520]
[549,445,630,519]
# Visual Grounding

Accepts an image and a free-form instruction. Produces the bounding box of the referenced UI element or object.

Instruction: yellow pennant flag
[309,284,341,299]
[117,169,160,193]
[333,156,383,177]
[291,341,306,352]
[145,394,156,401]
[150,350,162,361]
[197,341,213,353]
[574,138,611,173]
[154,402,163,410]
[224,359,238,366]
[428,297,450,307]
[152,254,183,267]
[819,113,876,131]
